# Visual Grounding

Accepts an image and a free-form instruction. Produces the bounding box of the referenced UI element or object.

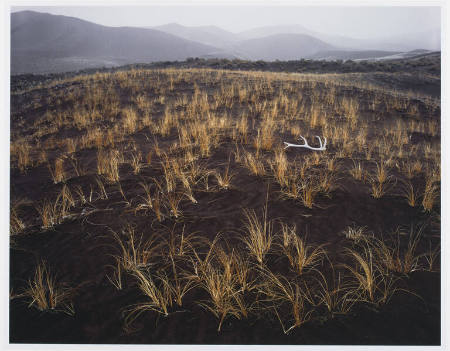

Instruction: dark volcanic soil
[9,68,441,345]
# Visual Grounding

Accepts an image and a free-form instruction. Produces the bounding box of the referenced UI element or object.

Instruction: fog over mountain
[153,23,238,48]
[11,11,223,74]
[11,9,441,74]
[235,24,440,52]
[234,34,334,61]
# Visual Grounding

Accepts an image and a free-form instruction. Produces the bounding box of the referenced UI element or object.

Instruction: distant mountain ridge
[234,33,334,61]
[153,23,238,48]
[11,10,441,74]
[234,24,440,52]
[11,11,224,74]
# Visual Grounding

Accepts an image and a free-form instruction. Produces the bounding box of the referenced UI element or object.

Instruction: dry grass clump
[273,154,338,208]
[95,176,109,200]
[342,244,395,305]
[278,223,326,275]
[279,175,320,209]
[241,205,273,265]
[97,148,123,183]
[399,180,419,207]
[257,268,314,334]
[423,242,440,272]
[167,257,197,308]
[197,258,250,331]
[13,141,32,173]
[269,149,289,187]
[122,229,200,329]
[66,138,77,154]
[400,159,423,179]
[369,161,393,199]
[255,118,276,152]
[106,258,124,291]
[185,237,255,331]
[23,261,74,315]
[298,178,320,209]
[314,270,358,316]
[341,96,359,128]
[36,185,75,229]
[129,151,143,175]
[164,191,184,219]
[422,175,439,212]
[349,160,364,181]
[135,181,156,213]
[48,157,66,184]
[317,168,339,195]
[373,161,389,184]
[341,225,369,242]
[370,181,387,199]
[325,156,340,173]
[68,155,88,177]
[242,149,266,176]
[111,226,161,271]
[122,107,138,134]
[135,180,179,221]
[214,158,234,190]
[160,153,208,200]
[160,154,178,193]
[161,226,201,260]
[236,113,249,143]
[340,231,423,306]
[10,201,27,235]
[373,225,424,274]
[124,268,173,323]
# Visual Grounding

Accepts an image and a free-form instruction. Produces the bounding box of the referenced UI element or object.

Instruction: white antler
[284,135,327,151]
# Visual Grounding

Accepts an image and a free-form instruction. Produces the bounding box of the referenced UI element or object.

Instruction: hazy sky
[12,5,440,39]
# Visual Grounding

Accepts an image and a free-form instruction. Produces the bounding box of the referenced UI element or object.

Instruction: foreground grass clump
[22,261,74,315]
[241,204,273,266]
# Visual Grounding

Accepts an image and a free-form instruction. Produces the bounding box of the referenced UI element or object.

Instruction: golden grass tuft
[242,150,266,176]
[97,149,122,183]
[349,160,364,181]
[111,226,161,271]
[258,268,314,334]
[422,176,439,212]
[23,261,74,315]
[197,261,249,332]
[241,204,273,265]
[48,157,66,184]
[279,223,326,275]
[214,158,234,189]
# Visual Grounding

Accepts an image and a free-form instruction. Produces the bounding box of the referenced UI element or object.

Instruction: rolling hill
[234,33,334,61]
[10,10,441,74]
[11,11,221,74]
[153,23,238,48]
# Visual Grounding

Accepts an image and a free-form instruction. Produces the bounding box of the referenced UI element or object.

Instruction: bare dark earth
[10,65,441,345]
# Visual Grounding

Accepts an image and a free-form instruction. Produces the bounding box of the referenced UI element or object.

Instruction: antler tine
[284,135,327,151]
[299,135,309,146]
[315,136,322,148]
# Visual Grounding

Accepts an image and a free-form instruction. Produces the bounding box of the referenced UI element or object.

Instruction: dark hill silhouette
[153,23,238,47]
[234,33,334,61]
[308,49,402,61]
[11,11,221,73]
[11,11,440,74]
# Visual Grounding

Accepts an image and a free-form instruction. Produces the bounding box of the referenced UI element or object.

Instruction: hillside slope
[11,11,220,74]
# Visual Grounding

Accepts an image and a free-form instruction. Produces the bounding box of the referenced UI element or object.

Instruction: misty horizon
[10,6,441,74]
[12,6,440,40]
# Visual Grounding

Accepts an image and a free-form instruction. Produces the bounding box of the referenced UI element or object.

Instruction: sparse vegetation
[22,261,74,315]
[10,65,440,344]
